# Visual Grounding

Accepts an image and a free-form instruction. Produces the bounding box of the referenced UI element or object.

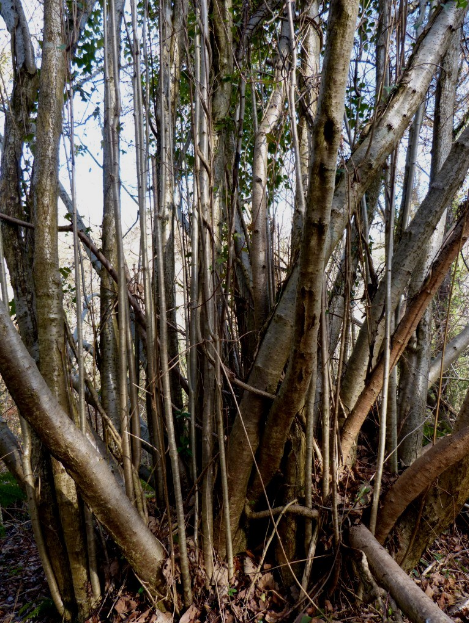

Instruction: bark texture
[250,0,368,501]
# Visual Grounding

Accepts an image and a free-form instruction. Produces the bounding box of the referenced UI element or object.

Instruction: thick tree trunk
[249,0,366,503]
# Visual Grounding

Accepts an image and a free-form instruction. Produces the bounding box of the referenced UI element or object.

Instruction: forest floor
[3,502,469,623]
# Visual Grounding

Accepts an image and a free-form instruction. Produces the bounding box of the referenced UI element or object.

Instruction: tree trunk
[224,2,467,538]
[100,0,124,430]
[33,0,90,615]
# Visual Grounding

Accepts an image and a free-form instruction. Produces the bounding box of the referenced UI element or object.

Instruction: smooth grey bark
[397,27,459,466]
[428,322,469,388]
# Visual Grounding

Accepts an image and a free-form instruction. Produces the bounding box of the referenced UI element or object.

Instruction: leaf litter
[4,493,469,622]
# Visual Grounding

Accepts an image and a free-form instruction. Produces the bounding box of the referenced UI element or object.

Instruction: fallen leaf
[135,609,152,622]
[324,599,333,612]
[180,604,201,623]
[244,557,257,577]
[257,572,276,591]
[116,598,130,614]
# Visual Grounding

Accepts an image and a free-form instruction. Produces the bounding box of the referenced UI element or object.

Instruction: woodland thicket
[2,0,469,621]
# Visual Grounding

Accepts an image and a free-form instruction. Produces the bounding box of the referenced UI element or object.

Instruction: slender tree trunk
[428,322,469,388]
[251,16,289,331]
[33,0,90,616]
[100,0,124,430]
[156,0,187,413]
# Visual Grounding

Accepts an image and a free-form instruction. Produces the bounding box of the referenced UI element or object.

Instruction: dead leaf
[257,572,276,591]
[324,599,333,612]
[135,609,152,622]
[180,604,201,623]
[244,557,257,577]
[153,611,173,622]
[114,597,128,614]
[212,563,229,590]
[425,585,434,599]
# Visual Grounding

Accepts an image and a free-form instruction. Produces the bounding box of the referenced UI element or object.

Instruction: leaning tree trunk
[388,386,469,572]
